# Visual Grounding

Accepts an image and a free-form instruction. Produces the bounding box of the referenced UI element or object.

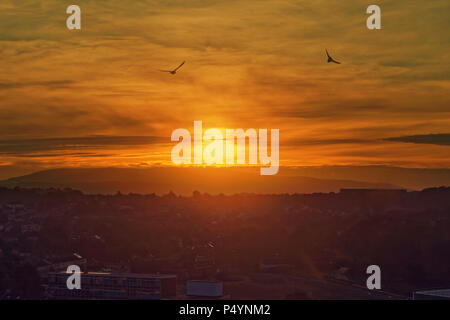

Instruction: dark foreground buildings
[47,272,177,299]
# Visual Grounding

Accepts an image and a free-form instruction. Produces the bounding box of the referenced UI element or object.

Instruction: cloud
[0,0,448,171]
[385,134,450,146]
[0,136,167,155]
[0,80,75,90]
[285,138,377,147]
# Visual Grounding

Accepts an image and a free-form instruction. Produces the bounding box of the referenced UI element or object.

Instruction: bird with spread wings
[326,50,341,64]
[159,61,186,74]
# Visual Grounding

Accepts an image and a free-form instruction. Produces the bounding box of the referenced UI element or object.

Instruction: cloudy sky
[0,0,449,178]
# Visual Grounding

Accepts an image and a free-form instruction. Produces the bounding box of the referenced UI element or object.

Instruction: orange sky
[0,0,449,178]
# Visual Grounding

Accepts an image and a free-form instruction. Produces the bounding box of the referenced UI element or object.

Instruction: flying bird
[326,49,341,64]
[159,61,185,74]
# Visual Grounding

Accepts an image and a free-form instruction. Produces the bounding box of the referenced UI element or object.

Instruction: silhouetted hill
[0,167,402,195]
[287,166,450,190]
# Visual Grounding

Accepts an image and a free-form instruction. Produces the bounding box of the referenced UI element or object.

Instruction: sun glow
[171,121,279,175]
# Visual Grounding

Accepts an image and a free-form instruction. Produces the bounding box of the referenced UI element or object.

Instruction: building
[339,188,407,197]
[339,189,407,208]
[47,272,177,300]
[37,256,87,277]
[259,257,294,273]
[413,289,450,300]
[186,280,223,298]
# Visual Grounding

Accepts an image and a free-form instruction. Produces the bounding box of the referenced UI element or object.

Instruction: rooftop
[50,271,176,279]
[415,289,450,298]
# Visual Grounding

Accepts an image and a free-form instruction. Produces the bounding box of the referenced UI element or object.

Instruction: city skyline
[0,0,449,181]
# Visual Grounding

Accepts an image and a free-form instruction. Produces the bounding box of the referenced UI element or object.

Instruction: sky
[0,0,449,179]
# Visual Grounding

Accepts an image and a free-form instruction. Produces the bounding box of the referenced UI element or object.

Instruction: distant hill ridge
[0,167,402,195]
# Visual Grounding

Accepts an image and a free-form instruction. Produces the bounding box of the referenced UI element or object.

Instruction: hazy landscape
[0,0,449,302]
[1,185,449,299]
[1,166,449,195]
